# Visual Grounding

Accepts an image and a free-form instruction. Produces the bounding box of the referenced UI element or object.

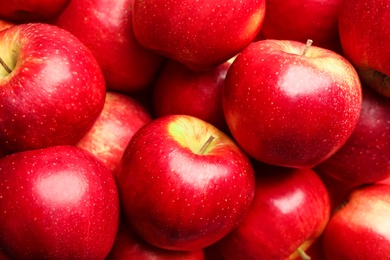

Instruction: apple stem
[0,56,12,74]
[301,39,313,56]
[198,135,215,155]
[297,247,311,260]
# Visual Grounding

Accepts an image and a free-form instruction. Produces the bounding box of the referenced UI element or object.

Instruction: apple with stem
[117,114,255,251]
[0,0,71,23]
[0,145,120,259]
[316,85,390,185]
[153,58,233,132]
[56,0,165,93]
[223,39,362,168]
[132,0,266,70]
[0,23,106,155]
[322,183,390,259]
[338,0,390,97]
[77,91,153,177]
[215,162,331,260]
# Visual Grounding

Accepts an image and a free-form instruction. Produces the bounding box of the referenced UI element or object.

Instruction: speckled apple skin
[0,23,106,155]
[118,115,255,251]
[0,145,120,259]
[223,39,362,168]
[132,0,266,70]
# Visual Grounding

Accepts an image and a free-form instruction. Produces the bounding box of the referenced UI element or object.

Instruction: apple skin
[316,85,390,185]
[260,0,343,53]
[322,183,390,259]
[56,0,164,93]
[0,0,70,23]
[132,0,265,70]
[0,145,120,259]
[152,59,232,132]
[117,114,255,251]
[106,220,205,260]
[0,20,14,31]
[215,163,331,260]
[77,91,153,177]
[0,23,106,155]
[223,39,362,168]
[338,0,390,97]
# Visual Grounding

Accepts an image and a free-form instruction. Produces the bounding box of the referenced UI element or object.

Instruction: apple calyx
[301,39,313,56]
[198,135,215,155]
[296,247,311,260]
[0,55,12,74]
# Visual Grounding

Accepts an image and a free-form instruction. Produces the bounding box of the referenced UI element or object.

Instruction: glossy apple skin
[339,0,390,97]
[215,163,331,259]
[77,91,152,176]
[0,0,70,23]
[260,0,343,53]
[316,85,390,184]
[117,115,255,251]
[132,0,265,70]
[0,23,106,155]
[56,0,164,93]
[153,59,231,132]
[322,184,390,259]
[223,39,362,168]
[0,145,120,259]
[107,221,205,260]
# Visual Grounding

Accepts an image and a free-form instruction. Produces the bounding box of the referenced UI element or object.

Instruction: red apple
[56,0,165,93]
[338,0,390,97]
[223,39,362,168]
[0,0,71,23]
[107,220,205,260]
[260,0,343,53]
[77,91,153,177]
[132,0,266,70]
[117,114,255,251]
[0,145,120,259]
[322,183,390,259]
[0,23,106,155]
[316,85,390,185]
[153,58,233,132]
[215,163,331,259]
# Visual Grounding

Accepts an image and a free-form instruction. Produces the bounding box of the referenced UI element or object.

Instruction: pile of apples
[0,0,390,259]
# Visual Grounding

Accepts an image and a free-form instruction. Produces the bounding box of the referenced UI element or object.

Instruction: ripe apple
[260,0,343,53]
[77,91,153,177]
[56,0,165,93]
[0,145,120,259]
[215,163,331,259]
[132,0,266,70]
[152,58,233,132]
[0,0,71,23]
[107,220,205,260]
[223,39,362,168]
[117,114,255,251]
[322,183,390,259]
[338,0,390,97]
[316,85,390,185]
[0,23,106,155]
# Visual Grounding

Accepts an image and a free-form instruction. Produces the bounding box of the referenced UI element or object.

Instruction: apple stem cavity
[198,135,215,155]
[297,247,311,260]
[0,56,12,74]
[301,39,313,56]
